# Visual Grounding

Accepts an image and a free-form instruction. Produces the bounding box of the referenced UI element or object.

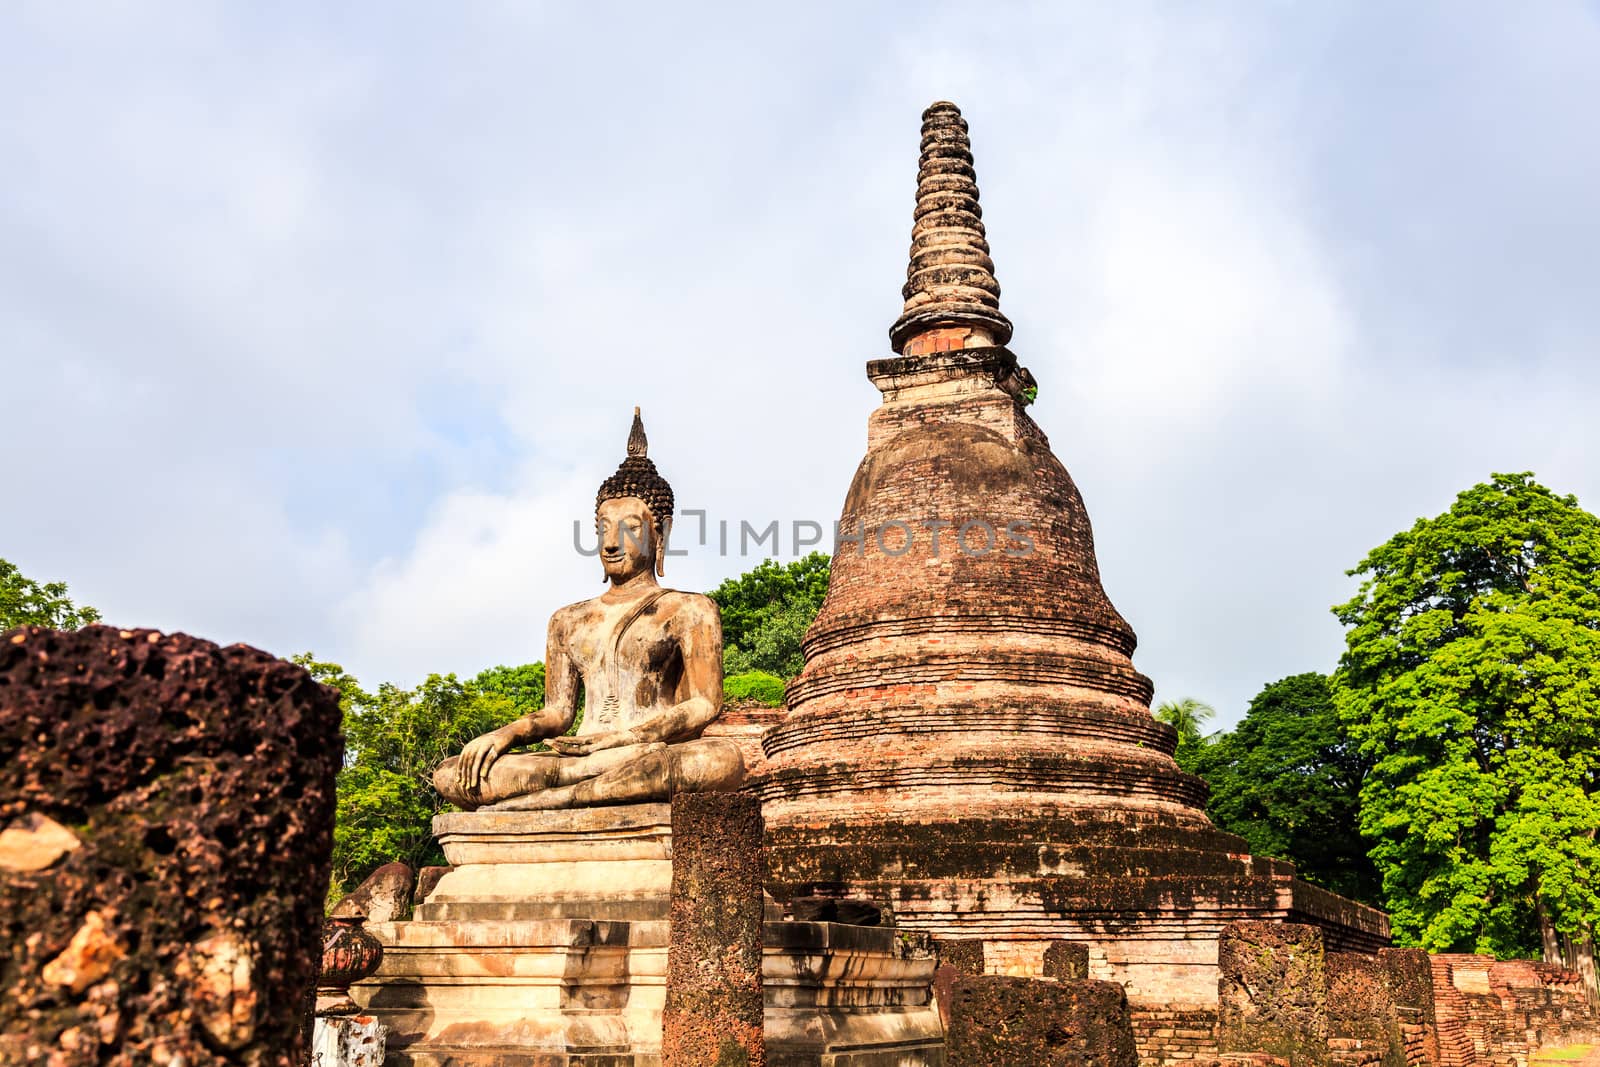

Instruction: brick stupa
[755,101,1388,1007]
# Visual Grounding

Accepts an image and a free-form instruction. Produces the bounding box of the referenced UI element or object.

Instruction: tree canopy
[0,557,101,630]
[709,552,830,679]
[1332,472,1600,960]
[296,656,539,897]
[1186,673,1380,904]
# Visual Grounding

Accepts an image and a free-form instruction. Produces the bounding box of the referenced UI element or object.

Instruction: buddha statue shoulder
[434,410,744,811]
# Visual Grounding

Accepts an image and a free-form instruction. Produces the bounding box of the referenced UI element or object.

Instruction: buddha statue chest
[562,589,689,734]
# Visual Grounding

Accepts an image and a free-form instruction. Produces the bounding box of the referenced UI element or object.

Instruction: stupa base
[765,808,1390,1010]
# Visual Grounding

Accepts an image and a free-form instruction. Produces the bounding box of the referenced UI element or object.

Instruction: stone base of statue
[418,805,675,923]
[352,805,673,1064]
[351,803,944,1066]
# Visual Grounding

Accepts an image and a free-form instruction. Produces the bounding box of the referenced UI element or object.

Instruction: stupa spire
[889,101,1014,355]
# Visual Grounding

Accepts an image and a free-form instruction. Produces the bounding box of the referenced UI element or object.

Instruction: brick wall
[1132,1007,1220,1064]
[1430,954,1598,1067]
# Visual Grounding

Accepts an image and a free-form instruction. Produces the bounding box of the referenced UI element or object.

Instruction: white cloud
[3,2,1596,725]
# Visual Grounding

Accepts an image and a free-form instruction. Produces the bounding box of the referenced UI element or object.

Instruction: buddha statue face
[597,496,658,583]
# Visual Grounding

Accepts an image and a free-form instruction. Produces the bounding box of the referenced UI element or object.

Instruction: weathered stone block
[939,939,987,977]
[414,865,449,905]
[1044,940,1090,980]
[934,938,988,1029]
[0,625,341,1065]
[1379,949,1434,1023]
[1327,953,1402,1067]
[1219,921,1330,1067]
[945,975,1137,1067]
[663,791,764,1067]
[331,861,414,923]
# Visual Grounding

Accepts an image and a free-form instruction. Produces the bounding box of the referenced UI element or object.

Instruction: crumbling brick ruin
[0,625,342,1065]
[1430,955,1598,1067]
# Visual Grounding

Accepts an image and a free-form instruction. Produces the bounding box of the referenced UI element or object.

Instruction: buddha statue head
[595,408,675,581]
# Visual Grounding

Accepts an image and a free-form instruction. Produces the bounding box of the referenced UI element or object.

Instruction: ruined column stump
[1218,922,1331,1067]
[945,975,1137,1067]
[663,792,764,1067]
[0,625,342,1065]
[1044,942,1091,981]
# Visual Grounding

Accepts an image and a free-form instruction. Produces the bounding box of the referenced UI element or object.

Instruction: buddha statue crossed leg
[433,409,744,811]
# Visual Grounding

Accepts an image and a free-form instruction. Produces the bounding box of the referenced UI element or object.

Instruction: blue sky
[4,3,1597,727]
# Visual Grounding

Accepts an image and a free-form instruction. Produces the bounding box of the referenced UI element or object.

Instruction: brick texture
[1430,954,1597,1067]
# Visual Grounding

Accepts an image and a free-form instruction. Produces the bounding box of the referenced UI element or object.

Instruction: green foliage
[1332,472,1600,956]
[723,670,787,707]
[1154,696,1215,763]
[296,655,543,897]
[1187,673,1381,904]
[473,662,546,712]
[709,552,830,679]
[0,557,101,630]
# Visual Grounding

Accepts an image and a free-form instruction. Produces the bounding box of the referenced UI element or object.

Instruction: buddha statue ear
[655,514,673,578]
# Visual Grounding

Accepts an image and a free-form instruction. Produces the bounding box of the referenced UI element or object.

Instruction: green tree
[1155,696,1215,766]
[1187,673,1380,904]
[1332,473,1600,975]
[709,552,830,679]
[473,662,546,713]
[297,656,543,897]
[0,557,101,630]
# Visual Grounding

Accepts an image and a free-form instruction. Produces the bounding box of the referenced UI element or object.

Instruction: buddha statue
[433,409,744,811]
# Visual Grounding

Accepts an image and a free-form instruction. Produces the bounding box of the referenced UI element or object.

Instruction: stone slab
[354,918,667,1062]
[765,921,944,1066]
[432,805,674,865]
[417,804,674,923]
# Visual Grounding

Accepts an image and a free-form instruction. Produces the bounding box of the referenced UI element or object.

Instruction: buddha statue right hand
[456,725,520,796]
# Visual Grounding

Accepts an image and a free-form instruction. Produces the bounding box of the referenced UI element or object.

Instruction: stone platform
[354,805,673,1064]
[352,804,943,1066]
[419,805,674,923]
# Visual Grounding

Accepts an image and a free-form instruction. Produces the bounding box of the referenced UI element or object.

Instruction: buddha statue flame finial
[597,408,674,531]
[889,101,1014,355]
[626,406,647,458]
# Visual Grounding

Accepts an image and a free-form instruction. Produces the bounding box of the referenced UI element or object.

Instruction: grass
[1531,1046,1592,1062]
